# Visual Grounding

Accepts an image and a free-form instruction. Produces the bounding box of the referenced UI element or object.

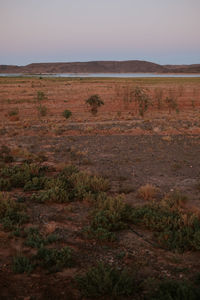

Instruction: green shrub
[0,163,47,189]
[36,246,73,272]
[0,178,11,191]
[32,166,109,203]
[86,94,104,115]
[23,176,47,191]
[59,165,79,177]
[24,227,59,249]
[85,194,128,241]
[148,279,200,300]
[133,86,151,117]
[32,186,70,203]
[68,172,109,201]
[128,200,200,252]
[62,109,72,119]
[12,255,35,274]
[0,193,28,231]
[76,263,138,298]
[161,191,188,210]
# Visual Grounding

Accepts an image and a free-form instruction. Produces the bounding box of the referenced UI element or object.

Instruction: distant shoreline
[1,72,200,78]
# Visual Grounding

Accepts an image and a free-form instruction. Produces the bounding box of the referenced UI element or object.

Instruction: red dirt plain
[0,76,200,299]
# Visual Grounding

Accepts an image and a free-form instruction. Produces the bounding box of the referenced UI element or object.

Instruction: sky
[0,0,200,65]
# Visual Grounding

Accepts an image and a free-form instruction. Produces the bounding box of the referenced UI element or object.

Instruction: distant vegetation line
[0,60,200,74]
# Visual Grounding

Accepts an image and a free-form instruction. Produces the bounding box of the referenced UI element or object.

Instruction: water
[0,73,200,78]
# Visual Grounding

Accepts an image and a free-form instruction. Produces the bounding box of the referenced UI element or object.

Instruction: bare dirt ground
[0,77,200,299]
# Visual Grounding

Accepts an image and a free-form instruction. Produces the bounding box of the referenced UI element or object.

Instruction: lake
[1,73,200,78]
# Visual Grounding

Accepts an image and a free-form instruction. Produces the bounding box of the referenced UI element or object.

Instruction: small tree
[62,109,72,119]
[86,95,104,116]
[165,97,179,114]
[35,91,47,119]
[133,86,151,117]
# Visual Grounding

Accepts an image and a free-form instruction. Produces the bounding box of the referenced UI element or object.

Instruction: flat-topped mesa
[0,60,200,74]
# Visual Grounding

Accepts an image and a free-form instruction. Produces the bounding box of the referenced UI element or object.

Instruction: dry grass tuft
[161,190,188,210]
[137,184,159,201]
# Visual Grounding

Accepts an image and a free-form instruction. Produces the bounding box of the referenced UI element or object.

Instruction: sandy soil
[0,77,200,299]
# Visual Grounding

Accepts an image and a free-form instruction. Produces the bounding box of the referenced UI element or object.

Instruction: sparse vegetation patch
[86,94,104,115]
[62,109,72,119]
[76,262,139,298]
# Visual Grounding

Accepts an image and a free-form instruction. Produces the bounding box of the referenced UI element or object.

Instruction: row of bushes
[11,258,200,299]
[1,161,200,252]
[1,159,200,298]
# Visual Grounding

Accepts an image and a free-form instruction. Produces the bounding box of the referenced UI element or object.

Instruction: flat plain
[0,76,200,299]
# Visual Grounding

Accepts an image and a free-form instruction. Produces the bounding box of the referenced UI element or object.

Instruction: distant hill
[164,64,200,73]
[0,60,200,74]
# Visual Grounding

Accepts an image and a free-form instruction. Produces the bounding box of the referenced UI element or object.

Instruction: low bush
[31,183,70,203]
[24,227,59,249]
[85,194,128,241]
[76,262,138,298]
[128,198,200,252]
[0,178,11,191]
[0,193,28,231]
[36,246,74,272]
[148,279,200,300]
[161,190,188,210]
[138,184,159,201]
[133,86,151,117]
[12,255,35,274]
[0,163,47,189]
[32,166,109,203]
[68,172,110,201]
[23,176,47,191]
[86,95,104,115]
[62,109,72,119]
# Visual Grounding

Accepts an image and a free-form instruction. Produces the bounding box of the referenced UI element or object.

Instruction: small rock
[153,127,160,133]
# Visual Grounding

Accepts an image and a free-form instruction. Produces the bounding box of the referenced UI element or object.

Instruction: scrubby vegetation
[62,109,72,119]
[86,94,104,115]
[12,255,35,274]
[32,166,109,203]
[84,193,128,241]
[137,183,159,201]
[24,227,59,248]
[133,86,152,117]
[147,278,200,300]
[35,246,74,272]
[0,163,48,190]
[0,193,28,231]
[128,191,200,252]
[76,263,139,298]
[1,140,200,298]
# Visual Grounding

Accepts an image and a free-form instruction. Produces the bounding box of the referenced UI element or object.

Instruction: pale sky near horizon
[0,0,200,65]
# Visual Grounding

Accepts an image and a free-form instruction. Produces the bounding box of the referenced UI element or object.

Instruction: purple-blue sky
[0,0,200,65]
